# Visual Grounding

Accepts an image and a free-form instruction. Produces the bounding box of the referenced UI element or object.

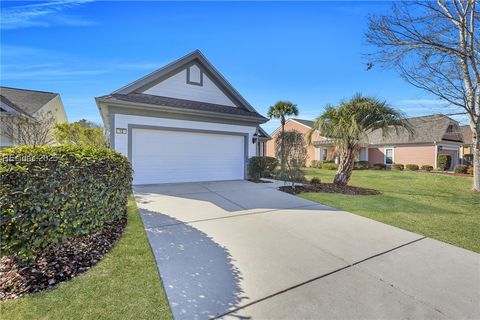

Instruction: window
[385,148,394,164]
[322,148,328,161]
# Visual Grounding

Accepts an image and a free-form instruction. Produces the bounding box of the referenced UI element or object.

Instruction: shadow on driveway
[141,210,250,320]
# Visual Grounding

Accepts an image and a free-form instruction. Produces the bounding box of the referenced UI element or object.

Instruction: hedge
[405,164,419,171]
[310,160,322,169]
[247,156,267,181]
[323,162,338,170]
[421,165,434,172]
[454,164,468,174]
[392,163,404,171]
[372,163,387,170]
[264,156,279,178]
[354,161,369,170]
[0,146,132,260]
[437,154,452,171]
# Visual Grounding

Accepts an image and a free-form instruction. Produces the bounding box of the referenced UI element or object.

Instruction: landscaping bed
[279,183,380,195]
[1,214,127,300]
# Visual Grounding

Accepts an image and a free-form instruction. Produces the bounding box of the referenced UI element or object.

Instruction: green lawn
[1,197,173,320]
[302,168,480,253]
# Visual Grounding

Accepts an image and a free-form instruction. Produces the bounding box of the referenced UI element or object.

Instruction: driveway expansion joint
[213,236,428,319]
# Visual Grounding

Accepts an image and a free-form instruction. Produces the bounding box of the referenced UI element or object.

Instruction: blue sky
[0,1,465,132]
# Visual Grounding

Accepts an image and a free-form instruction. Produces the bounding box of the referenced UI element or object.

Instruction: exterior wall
[113,113,257,159]
[368,148,385,165]
[368,145,436,167]
[266,120,322,165]
[143,65,236,107]
[394,145,436,167]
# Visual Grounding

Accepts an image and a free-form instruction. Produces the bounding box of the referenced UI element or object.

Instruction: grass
[302,168,480,253]
[0,197,173,320]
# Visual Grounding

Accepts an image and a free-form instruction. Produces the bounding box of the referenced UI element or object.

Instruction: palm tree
[308,94,412,187]
[267,101,299,177]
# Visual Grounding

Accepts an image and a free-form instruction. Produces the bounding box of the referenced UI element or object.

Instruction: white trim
[434,142,438,169]
[384,147,395,165]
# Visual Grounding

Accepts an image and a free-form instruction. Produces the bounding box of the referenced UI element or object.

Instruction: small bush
[0,146,132,261]
[372,163,386,170]
[466,166,473,175]
[264,156,279,178]
[323,160,335,164]
[421,165,434,172]
[405,164,419,171]
[437,154,452,171]
[392,163,404,171]
[354,161,369,170]
[323,162,338,170]
[454,164,468,174]
[248,156,267,181]
[310,177,321,186]
[310,160,322,168]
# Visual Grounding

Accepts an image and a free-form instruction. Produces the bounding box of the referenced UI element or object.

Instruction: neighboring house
[0,86,68,147]
[96,50,269,185]
[267,114,465,171]
[366,114,463,170]
[460,125,474,163]
[266,118,336,165]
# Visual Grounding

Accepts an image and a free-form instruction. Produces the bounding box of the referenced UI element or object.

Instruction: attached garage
[96,50,269,185]
[130,127,246,184]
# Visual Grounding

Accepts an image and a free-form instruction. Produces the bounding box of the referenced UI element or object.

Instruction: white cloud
[1,0,96,30]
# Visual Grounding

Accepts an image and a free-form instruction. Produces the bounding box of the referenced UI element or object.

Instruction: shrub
[310,177,321,186]
[354,161,369,170]
[454,164,468,174]
[392,163,404,171]
[372,163,386,170]
[310,160,322,169]
[264,156,279,178]
[405,164,419,171]
[323,162,338,170]
[0,146,132,261]
[248,156,267,181]
[466,166,473,175]
[421,165,434,172]
[323,160,335,164]
[437,154,452,171]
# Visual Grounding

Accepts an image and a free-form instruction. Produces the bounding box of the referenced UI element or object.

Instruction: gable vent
[187,65,203,86]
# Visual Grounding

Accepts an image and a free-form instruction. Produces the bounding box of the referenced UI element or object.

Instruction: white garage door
[131,128,245,184]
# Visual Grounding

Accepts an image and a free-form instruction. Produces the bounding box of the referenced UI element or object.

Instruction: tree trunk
[280,118,286,180]
[333,146,355,187]
[473,126,480,192]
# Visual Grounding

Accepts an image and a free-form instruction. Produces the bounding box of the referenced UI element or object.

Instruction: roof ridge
[0,86,58,95]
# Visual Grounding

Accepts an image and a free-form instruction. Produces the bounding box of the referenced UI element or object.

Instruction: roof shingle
[0,86,58,115]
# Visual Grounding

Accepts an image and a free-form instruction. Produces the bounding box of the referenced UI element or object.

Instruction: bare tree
[366,0,480,191]
[275,130,307,187]
[1,111,56,146]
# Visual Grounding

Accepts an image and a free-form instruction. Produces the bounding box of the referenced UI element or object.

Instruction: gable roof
[112,50,257,113]
[366,114,463,145]
[460,125,473,145]
[257,126,271,140]
[98,93,266,120]
[0,86,58,116]
[292,118,314,128]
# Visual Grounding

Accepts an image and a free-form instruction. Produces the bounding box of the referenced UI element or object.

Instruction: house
[0,86,68,147]
[366,114,463,170]
[266,114,465,170]
[265,118,336,165]
[460,125,474,164]
[96,50,269,185]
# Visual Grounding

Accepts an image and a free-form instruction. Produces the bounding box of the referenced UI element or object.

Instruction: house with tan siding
[266,114,465,171]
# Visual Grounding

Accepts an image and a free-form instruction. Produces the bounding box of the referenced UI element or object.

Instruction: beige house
[0,86,68,147]
[266,118,337,165]
[266,114,466,170]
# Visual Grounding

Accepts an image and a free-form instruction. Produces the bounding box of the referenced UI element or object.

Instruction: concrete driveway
[134,180,480,320]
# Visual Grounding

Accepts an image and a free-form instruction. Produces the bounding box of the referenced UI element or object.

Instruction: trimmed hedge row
[247,156,279,181]
[0,146,132,260]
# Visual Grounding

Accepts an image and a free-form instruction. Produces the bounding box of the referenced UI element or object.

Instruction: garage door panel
[132,128,245,184]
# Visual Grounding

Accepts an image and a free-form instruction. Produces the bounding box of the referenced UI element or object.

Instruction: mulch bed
[279,183,381,195]
[248,179,273,183]
[0,215,127,301]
